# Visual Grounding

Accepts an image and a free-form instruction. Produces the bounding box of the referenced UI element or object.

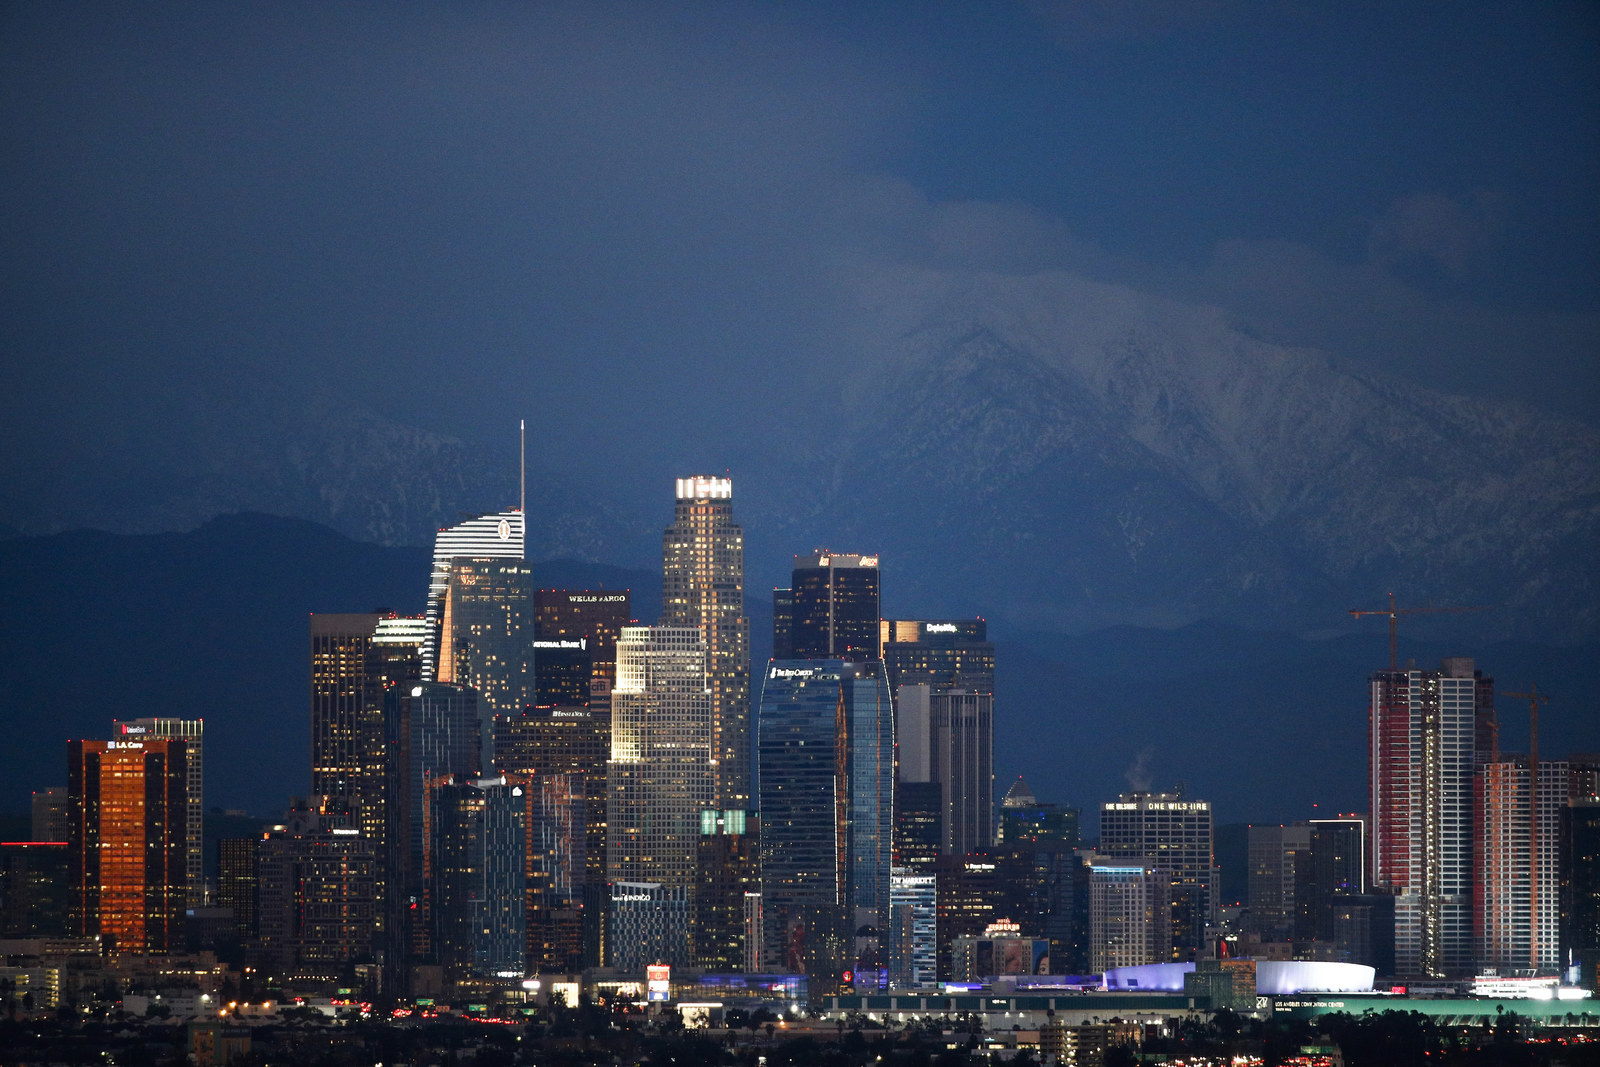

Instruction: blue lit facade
[756,659,893,994]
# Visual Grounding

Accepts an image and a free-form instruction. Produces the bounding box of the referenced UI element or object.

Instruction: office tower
[310,612,385,832]
[112,719,204,910]
[495,704,610,969]
[217,837,259,944]
[880,619,995,694]
[609,882,691,974]
[531,635,593,708]
[524,773,589,971]
[608,625,714,949]
[758,659,894,992]
[693,810,760,971]
[951,921,1050,981]
[786,552,881,661]
[888,868,937,988]
[438,559,535,742]
[1000,777,1081,851]
[932,855,1007,980]
[661,476,751,809]
[533,588,632,694]
[388,681,480,964]
[1099,790,1215,962]
[1296,817,1367,948]
[1368,656,1489,977]
[68,737,188,954]
[1477,757,1567,971]
[0,842,71,937]
[255,805,376,980]
[1562,800,1600,991]
[1247,824,1312,941]
[898,684,994,856]
[422,509,526,682]
[894,782,944,870]
[1088,861,1172,972]
[31,788,69,843]
[772,588,794,660]
[427,776,528,980]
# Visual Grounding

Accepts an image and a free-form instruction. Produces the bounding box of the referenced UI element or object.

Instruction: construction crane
[1502,684,1551,971]
[1348,592,1487,671]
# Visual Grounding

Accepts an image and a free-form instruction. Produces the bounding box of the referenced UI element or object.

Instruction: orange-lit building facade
[68,738,188,954]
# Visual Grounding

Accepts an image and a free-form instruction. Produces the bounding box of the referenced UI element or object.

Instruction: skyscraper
[533,588,632,696]
[1477,756,1567,971]
[1246,824,1312,941]
[1088,861,1171,972]
[693,810,761,972]
[1099,791,1216,962]
[898,685,994,857]
[111,718,204,909]
[607,626,714,918]
[495,705,610,970]
[68,737,188,954]
[254,804,376,980]
[1368,656,1489,977]
[785,552,881,661]
[661,476,750,809]
[880,618,994,694]
[437,559,534,713]
[757,659,893,992]
[422,509,526,682]
[310,613,383,815]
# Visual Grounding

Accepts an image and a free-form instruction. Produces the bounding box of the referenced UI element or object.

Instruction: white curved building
[1102,960,1375,995]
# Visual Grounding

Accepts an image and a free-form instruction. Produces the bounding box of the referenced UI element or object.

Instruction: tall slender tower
[1368,656,1489,978]
[110,718,203,909]
[661,476,750,809]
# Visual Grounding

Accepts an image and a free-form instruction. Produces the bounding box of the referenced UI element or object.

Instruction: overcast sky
[3,1,1597,504]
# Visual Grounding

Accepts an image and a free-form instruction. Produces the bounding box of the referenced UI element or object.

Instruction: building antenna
[519,418,526,561]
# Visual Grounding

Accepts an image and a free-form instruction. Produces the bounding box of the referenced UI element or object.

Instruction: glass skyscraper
[422,509,526,682]
[757,659,893,992]
[607,626,714,894]
[784,553,881,662]
[661,476,750,810]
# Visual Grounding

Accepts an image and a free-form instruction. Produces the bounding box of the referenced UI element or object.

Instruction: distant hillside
[3,513,1596,824]
[0,513,657,816]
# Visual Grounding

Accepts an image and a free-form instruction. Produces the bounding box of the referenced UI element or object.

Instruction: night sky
[2,3,1597,820]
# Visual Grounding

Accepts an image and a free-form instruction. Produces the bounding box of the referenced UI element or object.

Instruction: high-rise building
[1247,824,1311,941]
[757,659,894,992]
[999,777,1080,851]
[437,559,535,763]
[1295,817,1368,949]
[1368,657,1489,977]
[217,837,259,945]
[387,681,480,964]
[1099,791,1215,962]
[422,509,526,682]
[693,810,761,972]
[898,685,994,857]
[894,782,943,870]
[880,619,994,694]
[427,775,528,980]
[1088,860,1172,972]
[1561,799,1600,991]
[785,553,881,662]
[661,476,751,809]
[310,613,383,817]
[608,626,714,913]
[887,868,937,988]
[30,788,69,843]
[255,805,376,981]
[932,855,1008,981]
[0,842,71,938]
[1477,757,1567,971]
[68,737,188,954]
[533,589,632,695]
[112,719,204,909]
[772,588,795,660]
[609,881,690,974]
